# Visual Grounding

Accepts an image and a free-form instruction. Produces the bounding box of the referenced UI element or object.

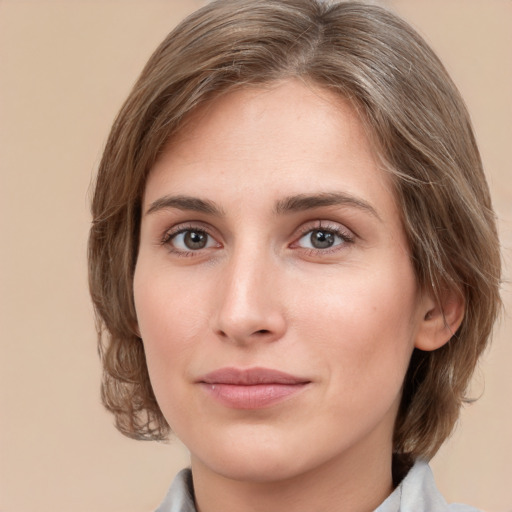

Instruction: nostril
[254,329,271,335]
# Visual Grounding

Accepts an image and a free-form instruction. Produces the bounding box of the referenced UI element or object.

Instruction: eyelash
[160,223,220,258]
[160,221,355,258]
[292,221,355,255]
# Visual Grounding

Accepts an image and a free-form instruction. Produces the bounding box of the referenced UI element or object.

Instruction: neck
[190,442,394,512]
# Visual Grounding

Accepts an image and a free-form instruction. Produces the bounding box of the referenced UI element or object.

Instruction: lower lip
[200,383,309,409]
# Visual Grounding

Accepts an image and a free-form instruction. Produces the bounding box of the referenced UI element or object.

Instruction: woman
[88,1,501,510]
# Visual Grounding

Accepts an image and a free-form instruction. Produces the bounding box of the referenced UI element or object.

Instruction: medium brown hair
[88,0,501,461]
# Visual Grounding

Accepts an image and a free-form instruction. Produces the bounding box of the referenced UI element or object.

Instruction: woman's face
[134,80,431,483]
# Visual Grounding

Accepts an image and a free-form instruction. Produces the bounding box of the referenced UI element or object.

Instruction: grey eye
[172,230,215,250]
[297,229,344,250]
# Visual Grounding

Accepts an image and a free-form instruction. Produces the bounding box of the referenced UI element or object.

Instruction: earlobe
[414,289,465,352]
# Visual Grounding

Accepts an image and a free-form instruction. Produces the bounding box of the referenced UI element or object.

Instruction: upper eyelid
[162,221,215,236]
[293,219,355,238]
[160,222,220,247]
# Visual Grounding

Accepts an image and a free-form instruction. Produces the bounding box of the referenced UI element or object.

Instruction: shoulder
[376,460,483,512]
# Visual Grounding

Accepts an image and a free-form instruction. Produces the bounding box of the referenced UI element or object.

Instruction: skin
[134,80,447,512]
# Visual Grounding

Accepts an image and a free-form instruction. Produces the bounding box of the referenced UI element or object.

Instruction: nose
[213,248,287,346]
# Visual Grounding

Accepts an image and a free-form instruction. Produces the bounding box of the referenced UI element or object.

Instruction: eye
[295,226,353,251]
[165,228,219,252]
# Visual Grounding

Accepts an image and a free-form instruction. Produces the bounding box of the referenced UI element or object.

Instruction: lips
[198,367,311,409]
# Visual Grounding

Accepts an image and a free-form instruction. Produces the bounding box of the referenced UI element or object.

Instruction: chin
[200,452,306,484]
[188,428,312,483]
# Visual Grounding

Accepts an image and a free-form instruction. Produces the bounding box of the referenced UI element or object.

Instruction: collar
[155,460,480,512]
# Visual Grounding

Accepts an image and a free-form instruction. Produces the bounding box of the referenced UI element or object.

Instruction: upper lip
[199,367,310,385]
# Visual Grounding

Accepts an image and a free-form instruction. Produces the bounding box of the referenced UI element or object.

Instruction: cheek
[133,265,205,384]
[291,261,419,385]
[133,277,206,431]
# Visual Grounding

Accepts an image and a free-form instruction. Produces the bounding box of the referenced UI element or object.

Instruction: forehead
[144,79,396,217]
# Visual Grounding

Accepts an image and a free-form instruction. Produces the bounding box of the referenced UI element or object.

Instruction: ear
[414,288,465,351]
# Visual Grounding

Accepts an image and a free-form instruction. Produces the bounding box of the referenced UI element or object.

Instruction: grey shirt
[155,460,481,512]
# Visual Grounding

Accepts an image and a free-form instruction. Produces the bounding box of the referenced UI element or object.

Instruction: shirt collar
[156,460,461,512]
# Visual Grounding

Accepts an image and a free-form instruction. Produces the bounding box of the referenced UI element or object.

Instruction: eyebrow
[145,191,380,220]
[146,195,224,216]
[274,192,381,220]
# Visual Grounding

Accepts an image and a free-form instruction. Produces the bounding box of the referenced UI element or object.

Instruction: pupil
[311,230,334,249]
[185,231,207,249]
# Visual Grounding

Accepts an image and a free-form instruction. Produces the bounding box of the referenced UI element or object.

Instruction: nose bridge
[214,239,285,344]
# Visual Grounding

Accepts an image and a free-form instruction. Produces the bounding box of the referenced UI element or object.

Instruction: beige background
[0,1,510,511]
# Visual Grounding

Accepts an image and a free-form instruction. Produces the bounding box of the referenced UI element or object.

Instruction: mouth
[198,367,311,409]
